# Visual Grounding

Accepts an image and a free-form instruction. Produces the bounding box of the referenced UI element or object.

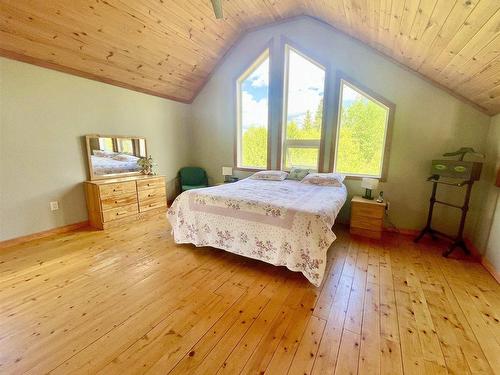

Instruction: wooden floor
[0,216,499,375]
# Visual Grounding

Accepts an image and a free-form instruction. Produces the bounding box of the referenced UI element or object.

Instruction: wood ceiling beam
[0,1,498,114]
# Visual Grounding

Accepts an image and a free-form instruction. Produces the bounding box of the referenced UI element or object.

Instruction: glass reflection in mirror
[86,135,147,180]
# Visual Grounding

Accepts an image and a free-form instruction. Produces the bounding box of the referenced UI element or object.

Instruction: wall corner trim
[0,221,90,250]
[481,257,500,284]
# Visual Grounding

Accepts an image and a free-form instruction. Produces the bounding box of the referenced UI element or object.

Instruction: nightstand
[350,195,386,239]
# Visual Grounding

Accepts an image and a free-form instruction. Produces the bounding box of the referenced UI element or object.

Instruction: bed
[167,178,347,286]
[90,155,141,175]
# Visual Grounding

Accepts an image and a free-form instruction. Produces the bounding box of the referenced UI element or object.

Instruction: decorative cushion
[287,168,310,181]
[301,173,345,187]
[250,170,288,181]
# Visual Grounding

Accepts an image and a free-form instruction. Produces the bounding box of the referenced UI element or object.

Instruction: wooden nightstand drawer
[351,216,383,231]
[352,201,384,219]
[350,227,382,239]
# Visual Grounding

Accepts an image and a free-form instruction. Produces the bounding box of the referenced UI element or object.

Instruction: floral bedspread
[167,178,347,286]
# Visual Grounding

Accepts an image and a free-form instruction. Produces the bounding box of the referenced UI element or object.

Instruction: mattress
[167,178,347,286]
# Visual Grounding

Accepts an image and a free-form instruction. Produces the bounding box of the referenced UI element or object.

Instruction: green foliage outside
[336,98,387,176]
[242,126,268,168]
[241,96,387,175]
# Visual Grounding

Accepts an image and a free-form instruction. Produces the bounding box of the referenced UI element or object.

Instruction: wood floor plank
[335,328,361,375]
[0,218,498,375]
[311,274,354,375]
[344,241,369,334]
[216,278,295,374]
[264,289,318,374]
[394,289,427,375]
[358,282,381,375]
[288,315,326,375]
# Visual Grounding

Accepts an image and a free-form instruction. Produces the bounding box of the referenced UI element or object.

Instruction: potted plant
[137,155,156,175]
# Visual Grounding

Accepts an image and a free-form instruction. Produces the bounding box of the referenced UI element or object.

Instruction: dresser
[350,195,386,239]
[84,175,167,229]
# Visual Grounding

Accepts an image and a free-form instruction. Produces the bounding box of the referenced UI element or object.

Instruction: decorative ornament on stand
[137,155,157,175]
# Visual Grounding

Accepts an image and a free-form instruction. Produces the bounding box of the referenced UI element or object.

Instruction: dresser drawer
[102,203,139,222]
[101,193,138,211]
[352,202,385,219]
[137,177,165,191]
[99,181,137,199]
[351,216,383,231]
[138,187,165,202]
[139,197,167,212]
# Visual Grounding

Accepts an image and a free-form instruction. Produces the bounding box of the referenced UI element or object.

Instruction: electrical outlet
[386,201,390,212]
[50,201,59,211]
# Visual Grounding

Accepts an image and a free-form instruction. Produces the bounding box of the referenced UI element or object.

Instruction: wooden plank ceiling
[1,0,499,114]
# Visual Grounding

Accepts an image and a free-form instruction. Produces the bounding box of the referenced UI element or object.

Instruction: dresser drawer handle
[148,194,153,197]
[115,200,118,204]
[116,211,126,216]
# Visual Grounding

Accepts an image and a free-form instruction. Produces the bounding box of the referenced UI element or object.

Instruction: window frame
[280,43,327,172]
[331,74,395,181]
[235,47,272,172]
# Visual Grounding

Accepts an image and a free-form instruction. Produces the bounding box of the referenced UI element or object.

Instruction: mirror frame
[85,134,147,181]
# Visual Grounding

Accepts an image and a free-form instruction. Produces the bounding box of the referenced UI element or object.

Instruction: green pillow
[287,168,310,181]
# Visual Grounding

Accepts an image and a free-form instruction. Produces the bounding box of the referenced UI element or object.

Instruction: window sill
[234,167,266,173]
[342,175,386,183]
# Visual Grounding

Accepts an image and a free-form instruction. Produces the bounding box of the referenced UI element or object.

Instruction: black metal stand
[414,176,474,257]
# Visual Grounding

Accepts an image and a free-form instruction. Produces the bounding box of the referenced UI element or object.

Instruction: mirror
[85,134,147,180]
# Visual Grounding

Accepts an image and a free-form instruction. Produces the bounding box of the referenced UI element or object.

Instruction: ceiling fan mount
[210,0,223,19]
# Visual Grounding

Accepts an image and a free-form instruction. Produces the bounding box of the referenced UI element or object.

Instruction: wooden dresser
[350,195,386,239]
[84,175,167,229]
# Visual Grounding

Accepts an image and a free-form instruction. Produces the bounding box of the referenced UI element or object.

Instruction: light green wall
[0,57,191,241]
[189,17,492,239]
[474,114,500,271]
[0,17,496,258]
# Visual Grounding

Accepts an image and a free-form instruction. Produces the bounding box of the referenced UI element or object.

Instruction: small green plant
[137,155,156,175]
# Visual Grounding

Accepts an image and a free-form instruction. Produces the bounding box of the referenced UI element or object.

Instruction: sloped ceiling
[1,0,499,114]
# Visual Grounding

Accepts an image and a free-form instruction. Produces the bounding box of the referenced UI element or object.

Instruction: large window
[234,43,394,179]
[236,50,270,169]
[282,46,325,170]
[334,79,392,178]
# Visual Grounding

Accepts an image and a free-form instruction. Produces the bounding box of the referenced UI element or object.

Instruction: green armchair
[179,167,209,192]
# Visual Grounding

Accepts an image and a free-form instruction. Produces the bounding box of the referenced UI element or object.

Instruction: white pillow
[112,153,139,162]
[250,170,288,181]
[93,150,116,158]
[301,173,345,187]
